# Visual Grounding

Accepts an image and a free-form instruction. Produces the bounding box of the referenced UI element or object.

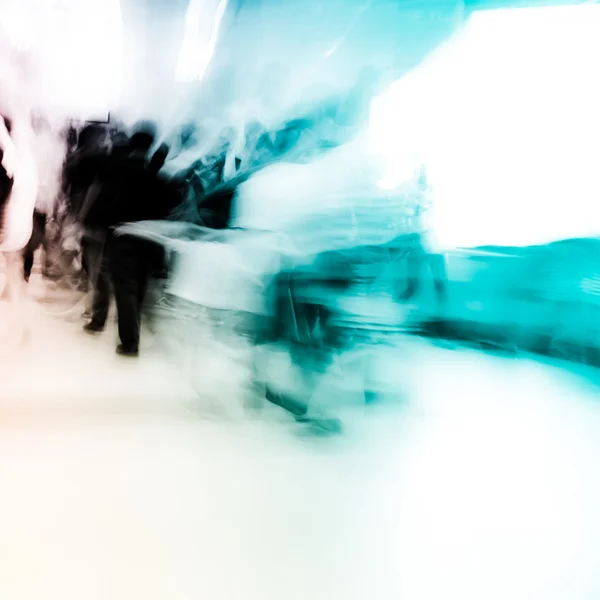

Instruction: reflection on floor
[1,281,600,600]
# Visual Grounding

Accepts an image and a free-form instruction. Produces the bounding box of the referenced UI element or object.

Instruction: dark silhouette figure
[84,121,178,356]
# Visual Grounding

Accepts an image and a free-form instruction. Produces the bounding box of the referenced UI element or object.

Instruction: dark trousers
[88,233,149,351]
[110,235,150,351]
[86,232,112,328]
[23,211,47,281]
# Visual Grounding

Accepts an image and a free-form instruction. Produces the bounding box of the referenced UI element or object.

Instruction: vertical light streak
[176,0,229,83]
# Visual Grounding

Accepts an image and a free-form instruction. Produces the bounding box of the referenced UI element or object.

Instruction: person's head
[77,124,105,150]
[128,120,157,156]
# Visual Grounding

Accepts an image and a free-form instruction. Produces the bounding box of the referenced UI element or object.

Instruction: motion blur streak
[176,0,229,83]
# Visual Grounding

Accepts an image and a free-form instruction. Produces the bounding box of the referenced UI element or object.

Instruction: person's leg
[22,240,36,282]
[22,212,44,282]
[88,254,111,330]
[85,234,111,330]
[111,236,146,354]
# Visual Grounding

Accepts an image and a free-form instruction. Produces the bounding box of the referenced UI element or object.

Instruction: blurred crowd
[2,60,598,432]
[0,68,432,431]
[19,67,388,348]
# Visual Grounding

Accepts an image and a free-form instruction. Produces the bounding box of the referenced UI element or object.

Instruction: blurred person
[62,123,108,218]
[82,123,154,329]
[0,117,15,300]
[22,210,46,282]
[259,267,343,433]
[23,117,66,282]
[0,116,15,237]
[84,121,177,356]
[59,124,111,290]
[232,121,348,431]
[0,110,39,252]
[110,122,177,355]
[59,123,78,159]
[392,164,448,337]
[78,129,130,316]
[0,109,39,343]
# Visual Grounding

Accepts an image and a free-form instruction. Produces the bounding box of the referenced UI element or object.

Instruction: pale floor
[1,277,600,599]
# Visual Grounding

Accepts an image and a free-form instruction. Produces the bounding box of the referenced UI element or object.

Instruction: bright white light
[176,0,229,83]
[369,5,600,249]
[46,0,123,117]
[368,74,425,189]
[0,0,34,50]
[0,0,122,118]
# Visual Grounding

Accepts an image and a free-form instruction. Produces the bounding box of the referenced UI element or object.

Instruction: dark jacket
[89,154,179,228]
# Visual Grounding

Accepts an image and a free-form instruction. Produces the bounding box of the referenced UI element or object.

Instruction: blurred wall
[116,0,465,127]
